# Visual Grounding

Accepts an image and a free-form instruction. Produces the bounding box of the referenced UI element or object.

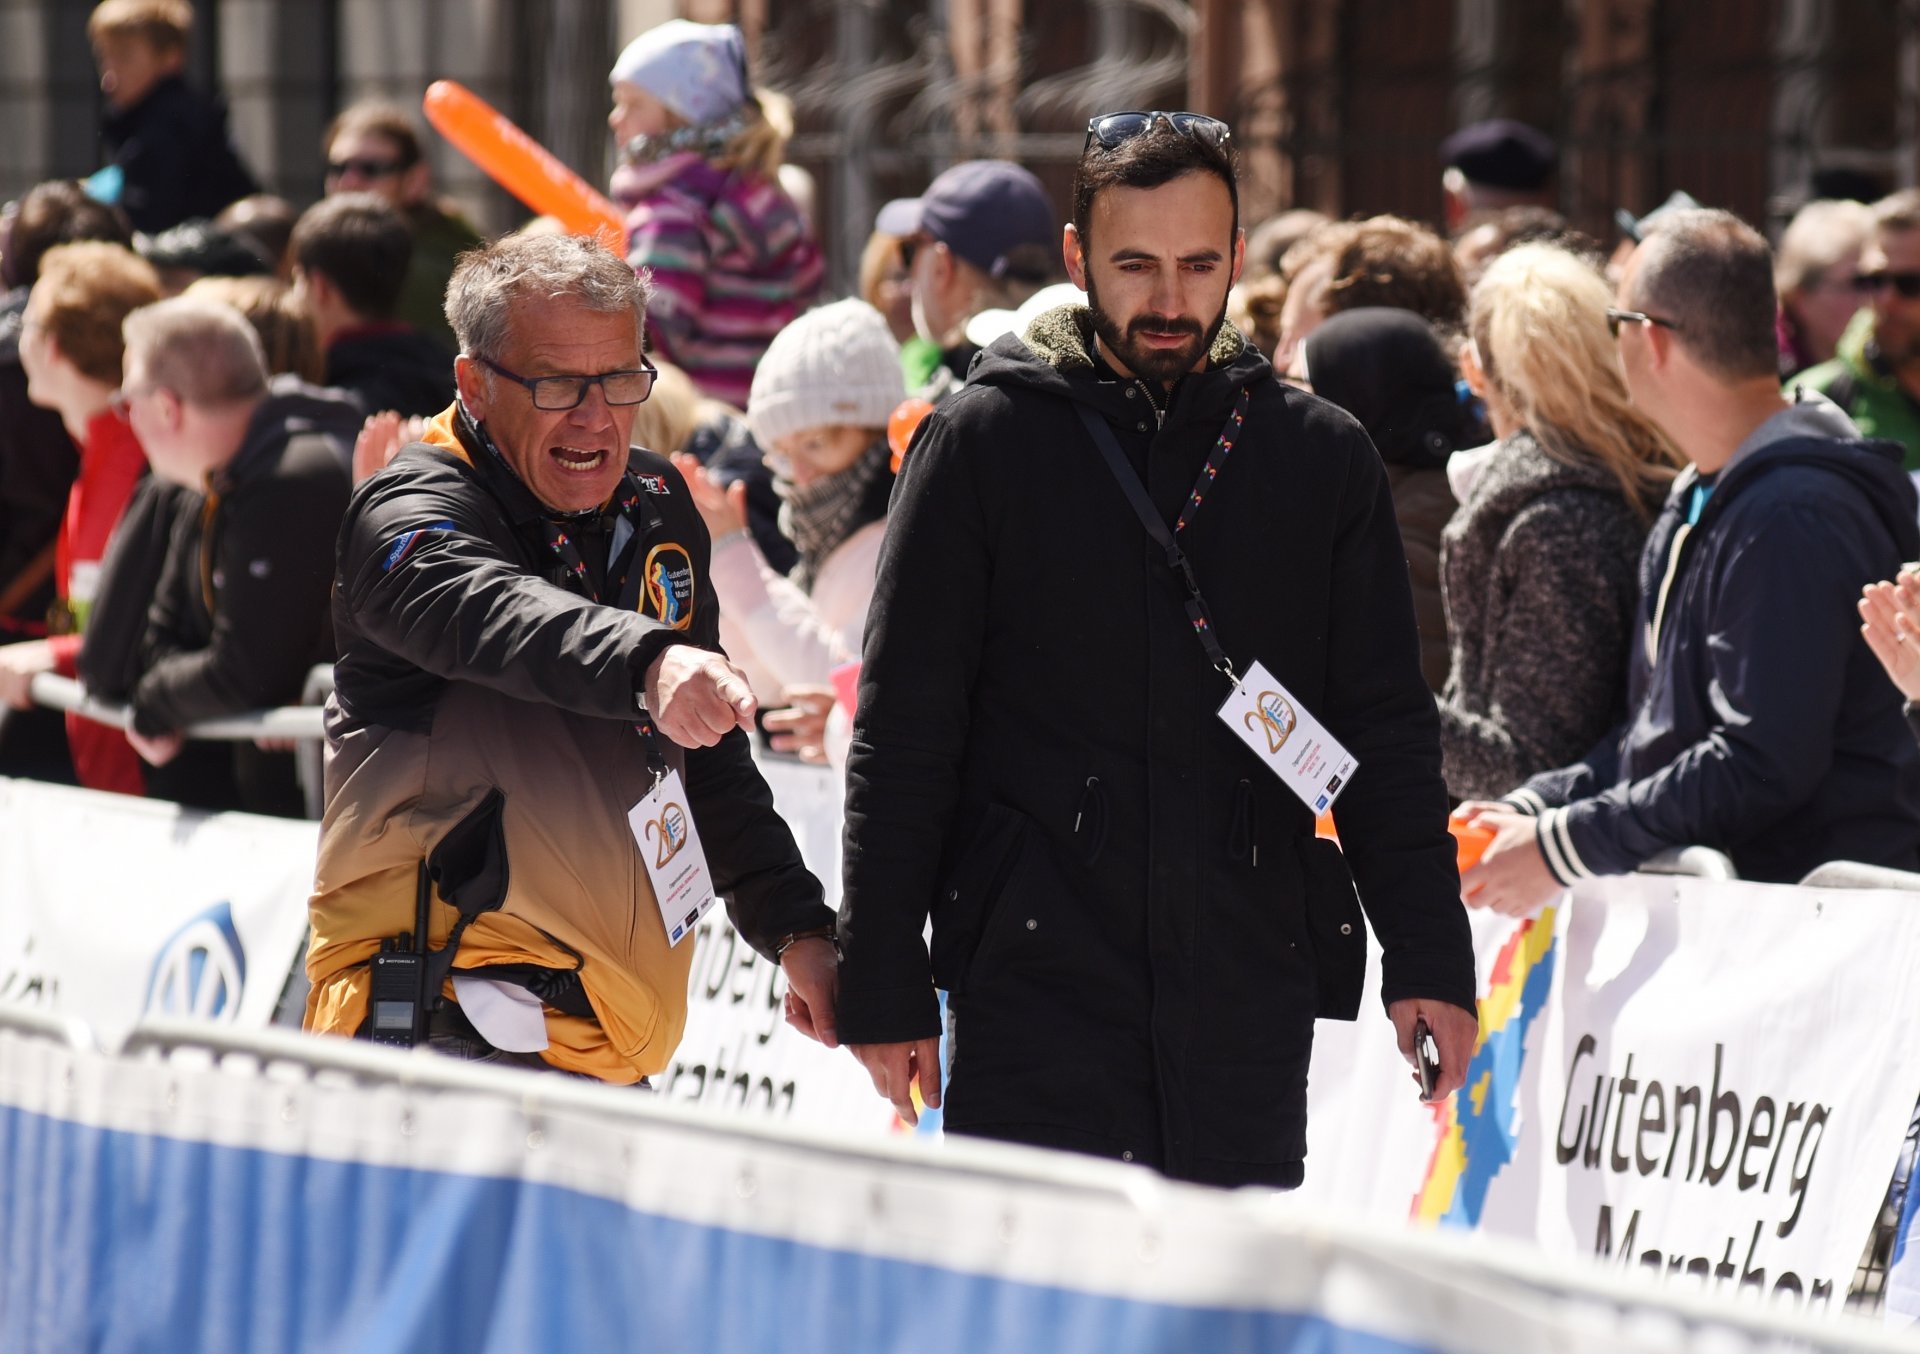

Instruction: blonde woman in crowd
[1440,243,1685,800]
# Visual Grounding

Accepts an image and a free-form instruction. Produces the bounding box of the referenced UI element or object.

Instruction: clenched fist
[643,644,757,747]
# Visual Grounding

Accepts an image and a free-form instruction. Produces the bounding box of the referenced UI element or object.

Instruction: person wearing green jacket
[1791,190,1920,472]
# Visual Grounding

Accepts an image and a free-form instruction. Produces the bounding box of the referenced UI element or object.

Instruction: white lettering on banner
[0,777,314,1044]
[1294,875,1920,1312]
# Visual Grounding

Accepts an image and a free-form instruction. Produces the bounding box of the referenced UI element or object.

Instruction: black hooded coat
[836,307,1477,1188]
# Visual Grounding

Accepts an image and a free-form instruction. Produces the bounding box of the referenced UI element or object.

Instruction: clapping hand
[1860,569,1920,701]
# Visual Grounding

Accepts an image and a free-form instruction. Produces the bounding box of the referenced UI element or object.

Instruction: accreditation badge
[628,769,718,946]
[1217,659,1359,815]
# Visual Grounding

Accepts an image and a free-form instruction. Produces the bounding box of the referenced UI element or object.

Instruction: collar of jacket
[207,383,355,495]
[102,74,196,139]
[1657,429,1916,548]
[1458,428,1666,521]
[1000,303,1270,428]
[1836,306,1896,390]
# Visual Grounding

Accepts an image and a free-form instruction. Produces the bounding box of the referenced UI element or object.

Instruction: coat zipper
[1228,779,1258,868]
[1134,379,1167,430]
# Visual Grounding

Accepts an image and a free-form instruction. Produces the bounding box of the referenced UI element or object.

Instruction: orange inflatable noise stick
[422,80,626,253]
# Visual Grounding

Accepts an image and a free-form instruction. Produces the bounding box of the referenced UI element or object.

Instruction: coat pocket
[1296,834,1365,1021]
[928,802,1030,994]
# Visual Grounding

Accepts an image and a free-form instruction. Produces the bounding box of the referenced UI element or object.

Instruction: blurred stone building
[0,0,1913,293]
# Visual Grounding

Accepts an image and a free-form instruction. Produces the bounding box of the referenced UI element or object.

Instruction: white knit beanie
[748,299,905,448]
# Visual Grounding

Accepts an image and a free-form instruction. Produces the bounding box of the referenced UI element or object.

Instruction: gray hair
[1775,198,1872,295]
[122,296,269,406]
[444,233,649,362]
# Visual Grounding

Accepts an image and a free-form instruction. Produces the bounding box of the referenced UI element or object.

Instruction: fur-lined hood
[958,303,1270,432]
[1017,303,1251,373]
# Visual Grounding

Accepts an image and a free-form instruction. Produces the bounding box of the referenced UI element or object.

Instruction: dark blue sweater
[1507,428,1920,884]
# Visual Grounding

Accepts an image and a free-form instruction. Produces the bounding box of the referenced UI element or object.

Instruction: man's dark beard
[1085,272,1228,386]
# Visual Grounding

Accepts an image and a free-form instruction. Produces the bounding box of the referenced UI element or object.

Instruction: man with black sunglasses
[305,233,838,1081]
[837,112,1478,1188]
[1464,208,1920,912]
[1796,189,1920,470]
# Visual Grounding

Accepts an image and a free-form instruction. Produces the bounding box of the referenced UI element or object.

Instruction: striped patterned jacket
[613,153,824,408]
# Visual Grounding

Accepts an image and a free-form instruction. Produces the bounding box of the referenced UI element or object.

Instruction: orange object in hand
[422,80,626,252]
[1315,810,1494,873]
[1450,817,1494,872]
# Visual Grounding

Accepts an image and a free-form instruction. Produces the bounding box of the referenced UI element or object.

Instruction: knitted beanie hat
[609,20,748,126]
[749,299,905,448]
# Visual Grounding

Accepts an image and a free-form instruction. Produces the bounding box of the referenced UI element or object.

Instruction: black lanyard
[537,483,673,781]
[1074,386,1250,683]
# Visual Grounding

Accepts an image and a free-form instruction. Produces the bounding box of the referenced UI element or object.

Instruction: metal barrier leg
[270,932,311,1030]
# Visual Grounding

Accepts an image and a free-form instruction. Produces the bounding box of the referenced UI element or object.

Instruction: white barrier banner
[664,756,897,1132]
[0,777,315,1043]
[1299,875,1920,1313]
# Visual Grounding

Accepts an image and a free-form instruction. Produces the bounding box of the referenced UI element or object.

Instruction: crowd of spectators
[3,2,1920,925]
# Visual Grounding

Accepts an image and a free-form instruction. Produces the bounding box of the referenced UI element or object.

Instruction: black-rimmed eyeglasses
[1605,308,1682,339]
[1084,111,1233,155]
[477,355,657,410]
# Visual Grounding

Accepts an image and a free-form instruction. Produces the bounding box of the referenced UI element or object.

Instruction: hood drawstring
[1073,776,1109,865]
[1227,779,1258,868]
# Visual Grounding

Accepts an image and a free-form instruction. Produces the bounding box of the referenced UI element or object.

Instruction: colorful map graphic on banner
[1413,907,1557,1226]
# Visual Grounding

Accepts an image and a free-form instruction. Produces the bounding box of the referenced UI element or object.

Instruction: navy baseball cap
[876,160,1058,281]
[1440,119,1557,191]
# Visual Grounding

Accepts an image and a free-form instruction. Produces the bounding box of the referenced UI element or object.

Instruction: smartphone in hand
[1414,1016,1440,1101]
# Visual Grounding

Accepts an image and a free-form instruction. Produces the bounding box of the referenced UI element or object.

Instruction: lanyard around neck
[1073,386,1252,683]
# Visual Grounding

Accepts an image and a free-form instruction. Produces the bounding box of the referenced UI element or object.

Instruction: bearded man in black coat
[833,114,1480,1189]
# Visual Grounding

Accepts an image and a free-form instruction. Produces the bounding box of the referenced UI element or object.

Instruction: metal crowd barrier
[14,668,332,816]
[1,1007,1911,1354]
[22,671,326,742]
[1636,844,1739,879]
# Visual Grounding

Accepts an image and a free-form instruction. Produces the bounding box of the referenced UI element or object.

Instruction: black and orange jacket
[305,404,829,1082]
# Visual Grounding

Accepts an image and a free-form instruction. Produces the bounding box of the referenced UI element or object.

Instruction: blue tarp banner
[0,1022,1907,1354]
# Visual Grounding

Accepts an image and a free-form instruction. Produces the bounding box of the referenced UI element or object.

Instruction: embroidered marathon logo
[642,543,696,630]
[382,520,457,572]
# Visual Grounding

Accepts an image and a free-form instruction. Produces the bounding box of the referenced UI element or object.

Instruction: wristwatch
[773,926,839,961]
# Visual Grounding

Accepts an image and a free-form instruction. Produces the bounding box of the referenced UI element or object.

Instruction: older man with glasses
[1795,188,1920,470]
[304,232,838,1081]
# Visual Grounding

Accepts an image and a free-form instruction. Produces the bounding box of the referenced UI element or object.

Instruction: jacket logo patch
[382,520,457,573]
[1246,691,1298,754]
[646,800,690,870]
[642,543,695,630]
[636,474,671,495]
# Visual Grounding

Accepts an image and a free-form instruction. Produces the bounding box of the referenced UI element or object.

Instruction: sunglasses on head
[1855,270,1920,298]
[1084,111,1233,155]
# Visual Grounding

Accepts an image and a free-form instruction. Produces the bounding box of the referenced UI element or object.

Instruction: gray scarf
[777,437,890,592]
